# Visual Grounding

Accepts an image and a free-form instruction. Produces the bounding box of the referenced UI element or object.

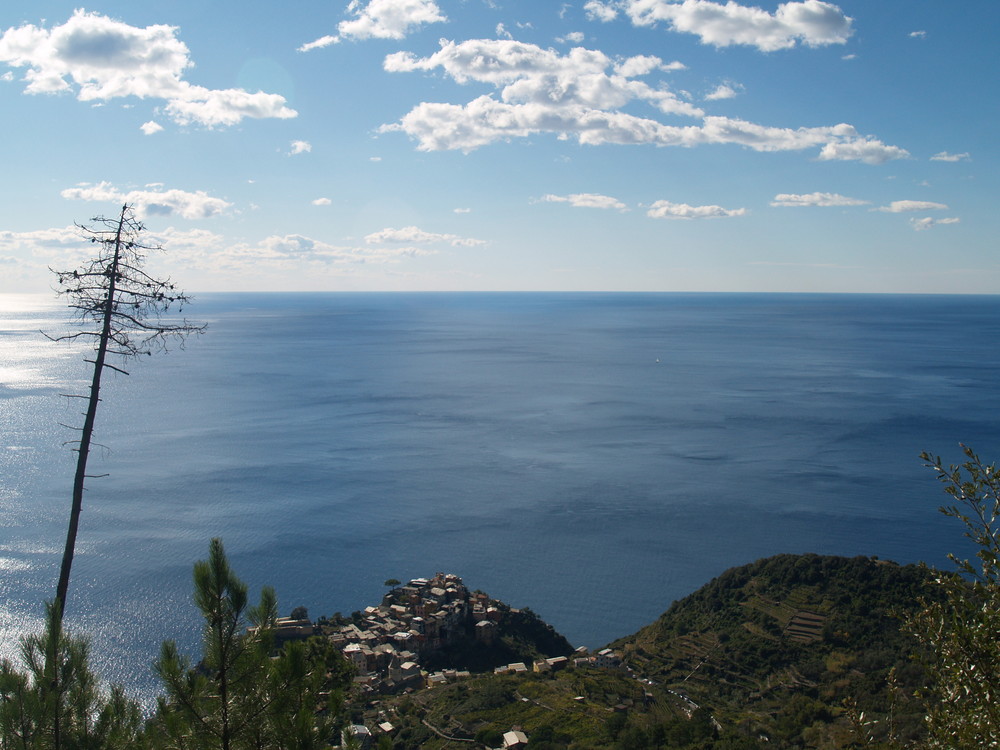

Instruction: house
[545,656,569,672]
[344,724,372,750]
[595,648,623,669]
[502,729,529,749]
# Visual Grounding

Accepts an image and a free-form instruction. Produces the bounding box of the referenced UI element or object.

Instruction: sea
[2,291,1000,707]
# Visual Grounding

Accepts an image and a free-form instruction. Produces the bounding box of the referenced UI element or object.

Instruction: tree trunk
[54,205,126,617]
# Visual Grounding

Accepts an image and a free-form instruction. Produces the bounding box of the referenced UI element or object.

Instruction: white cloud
[0,10,296,128]
[156,229,439,272]
[0,225,86,255]
[453,207,471,213]
[298,35,339,52]
[560,31,586,44]
[0,224,141,276]
[1,71,13,81]
[614,54,679,77]
[585,1,619,22]
[342,0,447,39]
[300,0,447,49]
[60,181,231,219]
[771,192,869,207]
[705,82,742,101]
[646,200,746,219]
[909,30,927,39]
[541,193,627,211]
[381,38,702,149]
[877,200,949,213]
[931,151,970,162]
[817,138,910,165]
[312,198,332,206]
[290,140,312,155]
[364,225,485,247]
[381,38,905,162]
[622,0,854,51]
[140,120,163,135]
[911,217,959,231]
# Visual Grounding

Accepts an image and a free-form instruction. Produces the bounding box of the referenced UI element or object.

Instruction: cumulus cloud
[911,217,959,231]
[380,38,906,163]
[140,120,163,135]
[364,225,485,246]
[705,82,741,100]
[817,138,910,165]
[0,225,87,256]
[60,181,231,219]
[381,38,699,147]
[0,10,296,127]
[877,200,949,213]
[771,192,869,207]
[931,151,970,162]
[299,0,446,49]
[0,224,144,276]
[244,236,439,265]
[584,1,619,22]
[312,197,332,206]
[646,200,746,219]
[289,140,312,155]
[540,193,627,210]
[621,0,854,51]
[453,207,471,213]
[149,228,439,272]
[560,31,586,43]
[909,30,927,39]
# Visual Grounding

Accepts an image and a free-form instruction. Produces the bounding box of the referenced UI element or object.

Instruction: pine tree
[151,539,350,750]
[47,204,204,618]
[0,602,144,750]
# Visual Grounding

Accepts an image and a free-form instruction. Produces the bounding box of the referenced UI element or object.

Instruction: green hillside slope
[375,554,935,749]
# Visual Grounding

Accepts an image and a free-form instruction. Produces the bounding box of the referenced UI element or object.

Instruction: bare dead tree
[47,203,205,618]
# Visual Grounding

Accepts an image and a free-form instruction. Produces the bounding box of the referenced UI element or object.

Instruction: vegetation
[380,554,936,749]
[903,447,1000,748]
[419,602,573,673]
[47,204,204,617]
[147,539,353,750]
[0,602,144,749]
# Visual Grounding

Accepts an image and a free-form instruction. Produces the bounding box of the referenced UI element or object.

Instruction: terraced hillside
[370,554,938,749]
[613,554,935,746]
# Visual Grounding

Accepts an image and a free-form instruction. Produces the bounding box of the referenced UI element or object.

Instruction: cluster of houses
[271,572,626,694]
[270,573,626,748]
[328,572,499,693]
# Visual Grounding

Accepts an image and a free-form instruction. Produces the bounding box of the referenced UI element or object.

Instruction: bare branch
[83,359,130,376]
[48,203,206,620]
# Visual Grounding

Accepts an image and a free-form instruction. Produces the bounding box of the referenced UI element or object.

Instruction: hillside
[369,554,936,749]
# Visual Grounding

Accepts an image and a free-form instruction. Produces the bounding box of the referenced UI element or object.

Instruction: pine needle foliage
[150,539,350,750]
[0,602,144,750]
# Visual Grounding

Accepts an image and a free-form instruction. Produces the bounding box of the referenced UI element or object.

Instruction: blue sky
[0,0,996,293]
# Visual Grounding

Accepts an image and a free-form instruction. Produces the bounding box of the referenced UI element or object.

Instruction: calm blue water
[2,292,1000,705]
